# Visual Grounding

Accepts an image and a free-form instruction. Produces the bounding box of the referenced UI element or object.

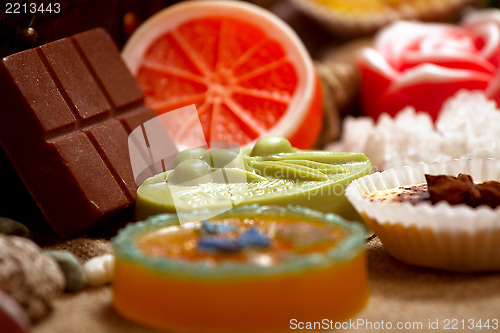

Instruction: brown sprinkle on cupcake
[426,174,500,209]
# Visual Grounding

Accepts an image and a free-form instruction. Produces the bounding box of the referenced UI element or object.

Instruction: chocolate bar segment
[39,37,111,120]
[0,28,156,237]
[3,48,76,133]
[73,28,145,109]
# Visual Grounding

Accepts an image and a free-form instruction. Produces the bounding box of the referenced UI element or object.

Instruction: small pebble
[45,251,87,292]
[0,217,31,238]
[44,237,112,263]
[83,254,114,287]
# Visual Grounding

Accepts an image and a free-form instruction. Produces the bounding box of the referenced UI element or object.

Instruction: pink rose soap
[357,9,500,121]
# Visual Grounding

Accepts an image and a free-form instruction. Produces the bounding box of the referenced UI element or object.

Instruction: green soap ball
[0,217,31,239]
[202,149,240,168]
[45,250,87,292]
[169,159,211,185]
[172,147,207,168]
[250,136,293,156]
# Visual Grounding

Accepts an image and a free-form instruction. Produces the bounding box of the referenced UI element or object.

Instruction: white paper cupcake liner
[345,158,500,272]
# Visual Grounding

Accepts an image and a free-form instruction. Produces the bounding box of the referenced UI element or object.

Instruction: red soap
[0,288,30,333]
[0,28,156,237]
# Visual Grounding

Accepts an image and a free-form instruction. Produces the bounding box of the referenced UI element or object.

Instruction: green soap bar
[209,168,268,183]
[136,145,371,228]
[278,160,347,173]
[248,160,330,181]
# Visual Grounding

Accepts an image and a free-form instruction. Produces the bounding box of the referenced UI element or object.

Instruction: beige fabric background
[33,237,500,333]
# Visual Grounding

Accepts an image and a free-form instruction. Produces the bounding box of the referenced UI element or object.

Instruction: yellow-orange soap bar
[112,205,369,333]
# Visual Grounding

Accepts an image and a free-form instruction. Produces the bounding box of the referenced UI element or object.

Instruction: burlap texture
[33,237,500,333]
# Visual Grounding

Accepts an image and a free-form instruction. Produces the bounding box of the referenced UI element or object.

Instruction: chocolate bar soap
[0,28,156,237]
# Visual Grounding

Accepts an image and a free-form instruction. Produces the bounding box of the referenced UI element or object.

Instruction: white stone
[83,254,115,287]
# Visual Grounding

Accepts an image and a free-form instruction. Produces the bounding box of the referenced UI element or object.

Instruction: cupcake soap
[363,173,500,208]
[112,205,369,333]
[345,158,500,272]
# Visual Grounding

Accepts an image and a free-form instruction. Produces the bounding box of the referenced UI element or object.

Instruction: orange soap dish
[112,205,369,333]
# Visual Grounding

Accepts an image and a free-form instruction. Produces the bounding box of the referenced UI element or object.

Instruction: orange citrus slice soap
[122,0,323,149]
[112,205,369,333]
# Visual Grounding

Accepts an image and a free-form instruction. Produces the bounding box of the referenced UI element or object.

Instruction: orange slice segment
[122,0,323,149]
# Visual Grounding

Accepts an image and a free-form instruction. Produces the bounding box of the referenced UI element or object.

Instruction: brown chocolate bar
[0,28,156,237]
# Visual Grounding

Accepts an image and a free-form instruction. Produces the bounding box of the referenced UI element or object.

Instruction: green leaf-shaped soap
[136,137,371,226]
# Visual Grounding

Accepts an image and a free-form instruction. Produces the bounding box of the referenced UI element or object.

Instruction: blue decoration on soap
[238,227,271,248]
[201,220,217,234]
[200,221,237,235]
[197,223,271,254]
[197,237,243,253]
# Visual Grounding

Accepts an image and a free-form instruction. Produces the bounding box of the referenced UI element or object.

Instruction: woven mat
[33,237,500,333]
